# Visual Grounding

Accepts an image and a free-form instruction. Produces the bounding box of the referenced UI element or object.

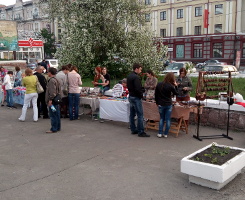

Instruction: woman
[155,72,178,138]
[0,66,7,106]
[176,68,192,102]
[144,69,158,99]
[18,68,38,122]
[14,66,22,87]
[68,66,82,120]
[92,66,105,92]
[101,67,110,94]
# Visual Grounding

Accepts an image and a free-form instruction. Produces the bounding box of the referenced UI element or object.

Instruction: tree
[45,0,167,77]
[40,28,56,58]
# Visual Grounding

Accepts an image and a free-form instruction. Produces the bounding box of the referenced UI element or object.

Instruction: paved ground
[0,104,244,200]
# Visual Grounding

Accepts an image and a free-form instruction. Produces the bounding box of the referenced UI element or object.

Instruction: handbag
[62,74,69,96]
[35,75,44,94]
[52,94,62,105]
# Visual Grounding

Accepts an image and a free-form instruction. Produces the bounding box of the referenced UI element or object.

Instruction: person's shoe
[163,134,168,138]
[46,130,57,134]
[11,106,17,109]
[157,134,162,138]
[138,132,150,137]
[131,131,138,135]
[33,120,38,122]
[43,116,49,119]
[18,118,25,122]
[7,106,12,109]
[1,104,4,107]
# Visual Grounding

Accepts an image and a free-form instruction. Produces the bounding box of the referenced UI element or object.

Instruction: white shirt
[3,74,13,90]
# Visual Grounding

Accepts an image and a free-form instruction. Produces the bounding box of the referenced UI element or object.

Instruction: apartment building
[0,0,52,60]
[144,0,245,68]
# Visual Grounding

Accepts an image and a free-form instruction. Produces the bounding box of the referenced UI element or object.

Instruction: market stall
[13,86,26,105]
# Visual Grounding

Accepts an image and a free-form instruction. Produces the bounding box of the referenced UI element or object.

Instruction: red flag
[204,9,209,28]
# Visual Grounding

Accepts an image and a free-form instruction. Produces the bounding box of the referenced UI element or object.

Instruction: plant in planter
[181,143,245,190]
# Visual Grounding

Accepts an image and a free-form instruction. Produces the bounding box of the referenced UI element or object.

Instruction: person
[176,68,192,102]
[144,69,158,99]
[0,66,7,106]
[68,65,82,120]
[18,68,38,122]
[40,59,47,72]
[92,66,105,92]
[121,78,128,97]
[45,67,61,133]
[3,71,16,109]
[56,65,70,118]
[34,65,49,119]
[101,67,110,94]
[14,66,22,87]
[155,72,178,138]
[127,63,150,137]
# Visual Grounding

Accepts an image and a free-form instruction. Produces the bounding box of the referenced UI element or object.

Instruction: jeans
[6,89,13,107]
[102,86,110,94]
[68,93,80,120]
[19,93,38,121]
[128,96,144,134]
[49,104,61,132]
[158,105,172,135]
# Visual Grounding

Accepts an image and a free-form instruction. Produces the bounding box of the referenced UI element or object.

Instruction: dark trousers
[37,92,49,117]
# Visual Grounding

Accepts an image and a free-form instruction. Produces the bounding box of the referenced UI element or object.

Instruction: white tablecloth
[99,99,130,122]
[80,97,100,112]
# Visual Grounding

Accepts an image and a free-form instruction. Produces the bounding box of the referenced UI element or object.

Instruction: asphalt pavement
[0,104,244,200]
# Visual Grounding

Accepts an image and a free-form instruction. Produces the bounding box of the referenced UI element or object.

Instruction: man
[40,59,47,72]
[127,63,150,137]
[34,65,49,119]
[3,71,16,109]
[45,67,61,133]
[56,65,69,118]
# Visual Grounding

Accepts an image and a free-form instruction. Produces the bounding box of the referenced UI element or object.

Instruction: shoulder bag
[35,75,44,94]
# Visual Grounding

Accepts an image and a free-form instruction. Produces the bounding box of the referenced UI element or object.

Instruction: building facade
[144,0,245,68]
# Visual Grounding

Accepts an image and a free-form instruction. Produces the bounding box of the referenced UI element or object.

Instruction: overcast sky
[0,0,30,6]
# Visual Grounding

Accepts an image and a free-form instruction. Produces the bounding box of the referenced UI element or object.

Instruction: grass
[81,76,245,98]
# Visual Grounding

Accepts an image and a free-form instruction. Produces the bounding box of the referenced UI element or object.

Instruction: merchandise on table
[13,87,26,105]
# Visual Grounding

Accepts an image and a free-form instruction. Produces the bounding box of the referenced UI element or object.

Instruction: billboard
[0,20,18,51]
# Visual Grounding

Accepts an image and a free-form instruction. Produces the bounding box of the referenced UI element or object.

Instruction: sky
[0,0,30,6]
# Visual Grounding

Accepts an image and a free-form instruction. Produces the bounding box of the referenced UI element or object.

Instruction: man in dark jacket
[127,63,150,137]
[34,65,49,119]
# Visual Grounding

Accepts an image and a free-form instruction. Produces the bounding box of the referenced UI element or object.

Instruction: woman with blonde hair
[18,68,38,122]
[155,72,178,138]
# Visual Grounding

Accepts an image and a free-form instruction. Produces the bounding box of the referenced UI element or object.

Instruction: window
[160,29,166,37]
[145,13,150,22]
[194,26,201,35]
[160,11,166,21]
[242,43,245,58]
[145,0,151,5]
[176,45,184,58]
[213,43,223,58]
[195,7,202,17]
[177,9,183,19]
[160,0,166,3]
[193,44,203,58]
[214,24,222,33]
[176,27,183,36]
[215,4,223,15]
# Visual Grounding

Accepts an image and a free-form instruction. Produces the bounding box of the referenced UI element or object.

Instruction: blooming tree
[45,0,167,76]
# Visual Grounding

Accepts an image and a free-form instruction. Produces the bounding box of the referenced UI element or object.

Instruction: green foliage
[40,28,56,58]
[45,0,167,77]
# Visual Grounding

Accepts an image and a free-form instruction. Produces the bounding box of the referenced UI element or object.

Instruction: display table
[99,97,130,122]
[13,87,26,105]
[142,101,192,137]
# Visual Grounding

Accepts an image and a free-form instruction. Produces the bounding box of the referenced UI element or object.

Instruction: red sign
[203,9,209,28]
[18,39,43,47]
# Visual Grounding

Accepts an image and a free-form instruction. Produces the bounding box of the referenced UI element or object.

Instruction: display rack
[193,71,233,141]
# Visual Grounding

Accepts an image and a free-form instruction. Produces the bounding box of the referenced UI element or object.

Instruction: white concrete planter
[181,143,245,190]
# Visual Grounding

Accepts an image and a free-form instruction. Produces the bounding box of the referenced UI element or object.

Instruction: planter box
[181,143,245,190]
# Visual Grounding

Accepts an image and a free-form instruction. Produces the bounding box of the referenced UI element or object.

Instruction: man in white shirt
[3,71,16,109]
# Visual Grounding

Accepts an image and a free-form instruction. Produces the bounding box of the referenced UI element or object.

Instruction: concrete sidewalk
[0,105,244,200]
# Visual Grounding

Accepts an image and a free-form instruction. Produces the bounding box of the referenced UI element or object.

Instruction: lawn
[81,76,245,99]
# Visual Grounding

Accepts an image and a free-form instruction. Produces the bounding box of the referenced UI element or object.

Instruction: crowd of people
[0,63,192,137]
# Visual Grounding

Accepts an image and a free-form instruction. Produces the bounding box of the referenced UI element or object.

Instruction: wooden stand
[146,117,188,137]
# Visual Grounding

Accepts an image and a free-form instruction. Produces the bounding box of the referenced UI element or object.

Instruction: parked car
[45,59,58,69]
[160,61,196,76]
[204,60,221,66]
[27,58,39,70]
[203,65,239,75]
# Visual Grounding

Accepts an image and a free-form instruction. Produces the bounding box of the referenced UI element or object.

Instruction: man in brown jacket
[45,67,61,133]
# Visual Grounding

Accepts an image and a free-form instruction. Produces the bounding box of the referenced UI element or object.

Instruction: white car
[45,59,58,69]
[160,62,196,76]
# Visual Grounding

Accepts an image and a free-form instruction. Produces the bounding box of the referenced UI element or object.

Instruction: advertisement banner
[0,20,18,51]
[18,40,43,47]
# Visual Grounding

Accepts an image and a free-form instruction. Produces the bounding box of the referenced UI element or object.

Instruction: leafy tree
[45,0,166,77]
[40,28,56,58]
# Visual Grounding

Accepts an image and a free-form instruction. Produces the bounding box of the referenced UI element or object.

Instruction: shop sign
[18,39,43,47]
